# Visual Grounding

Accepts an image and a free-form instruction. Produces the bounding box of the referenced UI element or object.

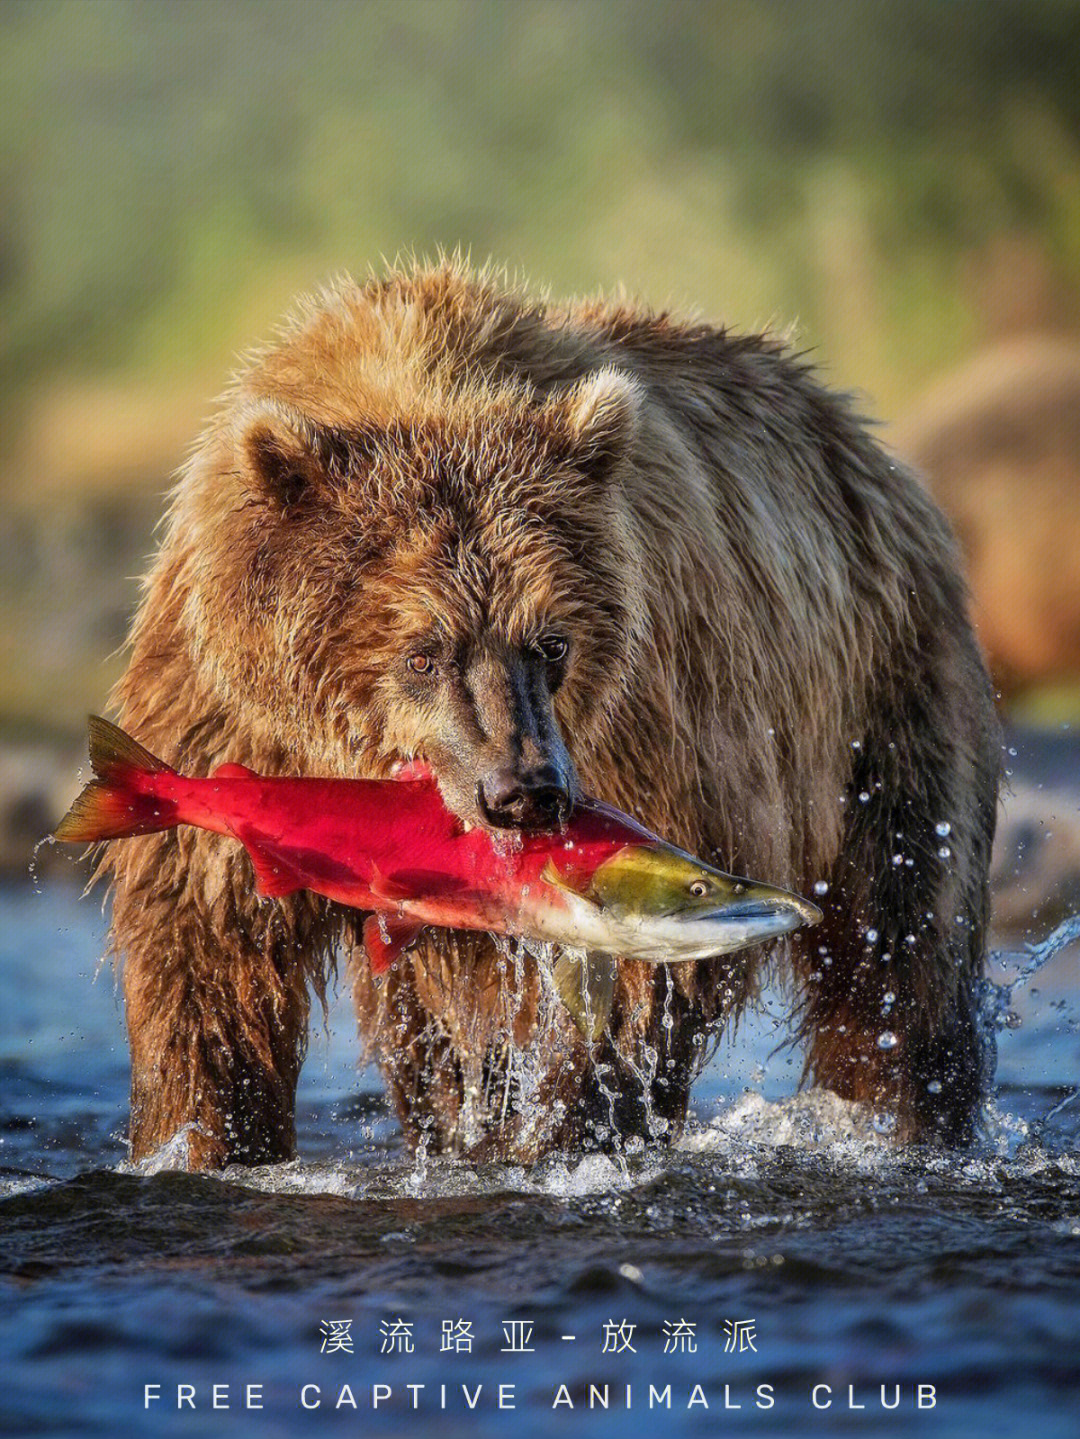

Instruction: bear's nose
[478,763,571,831]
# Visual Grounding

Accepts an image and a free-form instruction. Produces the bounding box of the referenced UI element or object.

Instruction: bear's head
[175,365,648,831]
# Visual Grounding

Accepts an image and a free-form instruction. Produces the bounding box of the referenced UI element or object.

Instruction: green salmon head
[544,843,822,962]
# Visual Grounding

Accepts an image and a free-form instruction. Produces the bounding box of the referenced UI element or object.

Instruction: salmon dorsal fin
[363,914,424,974]
[213,761,258,779]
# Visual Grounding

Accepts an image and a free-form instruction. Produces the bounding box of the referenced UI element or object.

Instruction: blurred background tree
[2,0,1079,748]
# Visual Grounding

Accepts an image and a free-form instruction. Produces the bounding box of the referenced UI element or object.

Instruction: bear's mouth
[389,749,576,836]
[389,752,482,833]
[389,754,438,784]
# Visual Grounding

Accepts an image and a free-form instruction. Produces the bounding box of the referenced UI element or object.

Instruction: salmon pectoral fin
[367,861,415,904]
[363,914,424,974]
[243,839,304,899]
[540,857,597,902]
[369,862,468,905]
[552,952,616,1042]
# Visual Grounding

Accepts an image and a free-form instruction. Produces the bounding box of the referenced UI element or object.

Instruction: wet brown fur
[101,260,999,1168]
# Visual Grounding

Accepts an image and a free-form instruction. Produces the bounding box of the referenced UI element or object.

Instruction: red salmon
[55,717,820,1036]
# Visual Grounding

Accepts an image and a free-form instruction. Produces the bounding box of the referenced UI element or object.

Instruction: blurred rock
[893,336,1080,699]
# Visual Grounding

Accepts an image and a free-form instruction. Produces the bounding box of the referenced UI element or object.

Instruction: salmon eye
[689,880,709,897]
[407,654,436,676]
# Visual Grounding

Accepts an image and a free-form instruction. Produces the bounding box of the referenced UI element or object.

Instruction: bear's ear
[553,368,642,482]
[234,398,332,511]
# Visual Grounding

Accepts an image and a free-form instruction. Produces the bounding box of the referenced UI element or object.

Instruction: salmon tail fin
[54,716,176,844]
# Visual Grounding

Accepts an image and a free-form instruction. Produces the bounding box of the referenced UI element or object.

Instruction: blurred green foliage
[2,0,1080,418]
[1,0,1079,734]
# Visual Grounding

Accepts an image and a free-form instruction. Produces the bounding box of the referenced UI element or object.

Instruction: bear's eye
[535,635,568,665]
[689,880,710,898]
[406,654,437,676]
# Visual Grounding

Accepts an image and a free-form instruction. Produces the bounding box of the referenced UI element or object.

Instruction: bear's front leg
[107,825,324,1170]
[800,927,987,1144]
[352,933,707,1160]
[797,626,998,1143]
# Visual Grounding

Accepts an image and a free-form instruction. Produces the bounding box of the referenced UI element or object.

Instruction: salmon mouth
[651,893,823,961]
[693,895,823,928]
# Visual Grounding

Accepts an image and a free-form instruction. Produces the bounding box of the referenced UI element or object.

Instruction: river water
[1,881,1079,1437]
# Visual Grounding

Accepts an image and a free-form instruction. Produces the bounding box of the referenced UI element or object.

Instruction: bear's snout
[477,760,572,831]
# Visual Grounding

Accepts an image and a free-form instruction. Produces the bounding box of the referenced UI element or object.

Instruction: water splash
[120,1122,210,1175]
[28,835,56,895]
[1042,1087,1079,1126]
[979,914,1080,1035]
[996,914,1080,992]
[680,1088,887,1155]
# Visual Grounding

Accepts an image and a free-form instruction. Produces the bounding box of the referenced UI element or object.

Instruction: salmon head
[541,841,822,963]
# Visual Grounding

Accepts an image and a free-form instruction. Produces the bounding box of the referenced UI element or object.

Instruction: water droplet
[851,739,862,750]
[872,1111,897,1134]
[938,846,951,859]
[892,853,904,866]
[813,880,829,896]
[935,821,951,838]
[865,927,879,944]
[858,791,870,804]
[883,991,895,1004]
[926,1079,943,1094]
[877,1030,899,1050]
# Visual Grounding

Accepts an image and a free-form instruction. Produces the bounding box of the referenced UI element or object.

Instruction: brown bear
[893,336,1080,700]
[101,260,999,1170]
